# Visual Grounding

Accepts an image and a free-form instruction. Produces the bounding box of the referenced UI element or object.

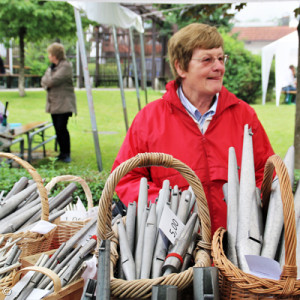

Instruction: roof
[231,26,296,42]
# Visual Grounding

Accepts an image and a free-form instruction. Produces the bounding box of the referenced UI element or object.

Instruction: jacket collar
[163,80,240,116]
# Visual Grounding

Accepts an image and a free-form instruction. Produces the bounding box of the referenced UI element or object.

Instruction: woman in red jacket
[112,23,274,235]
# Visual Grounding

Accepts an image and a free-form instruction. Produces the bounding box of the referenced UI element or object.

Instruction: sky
[232,1,300,26]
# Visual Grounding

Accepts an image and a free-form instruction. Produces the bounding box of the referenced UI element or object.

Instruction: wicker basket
[0,269,16,299]
[97,152,212,299]
[45,175,94,249]
[212,154,300,299]
[0,152,55,258]
[10,266,84,300]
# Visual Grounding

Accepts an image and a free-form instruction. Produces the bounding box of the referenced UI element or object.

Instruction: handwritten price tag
[159,204,185,244]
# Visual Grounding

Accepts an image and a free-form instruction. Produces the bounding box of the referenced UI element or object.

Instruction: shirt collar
[178,85,218,121]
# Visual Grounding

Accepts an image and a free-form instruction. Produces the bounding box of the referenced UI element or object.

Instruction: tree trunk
[18,27,26,97]
[294,21,300,169]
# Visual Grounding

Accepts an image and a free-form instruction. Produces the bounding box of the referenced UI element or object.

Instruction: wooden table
[0,121,56,162]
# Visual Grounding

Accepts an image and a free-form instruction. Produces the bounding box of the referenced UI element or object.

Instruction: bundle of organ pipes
[223,124,299,278]
[112,179,200,280]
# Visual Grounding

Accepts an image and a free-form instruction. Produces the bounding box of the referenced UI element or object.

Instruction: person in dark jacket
[112,23,274,235]
[0,56,5,74]
[41,43,77,163]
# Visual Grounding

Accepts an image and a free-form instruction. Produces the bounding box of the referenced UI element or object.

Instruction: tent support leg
[112,25,129,132]
[74,7,103,172]
[139,32,148,105]
[129,27,141,111]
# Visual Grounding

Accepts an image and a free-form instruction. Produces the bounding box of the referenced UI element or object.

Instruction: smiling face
[175,47,225,98]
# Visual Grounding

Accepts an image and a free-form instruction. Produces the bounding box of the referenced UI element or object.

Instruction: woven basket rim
[12,266,62,293]
[0,152,49,232]
[45,175,93,210]
[0,152,49,221]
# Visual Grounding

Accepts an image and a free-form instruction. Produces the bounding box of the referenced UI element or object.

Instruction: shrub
[221,32,266,104]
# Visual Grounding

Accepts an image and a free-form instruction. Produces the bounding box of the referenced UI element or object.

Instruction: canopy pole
[112,25,129,131]
[129,27,141,111]
[139,32,148,105]
[76,41,80,88]
[74,7,103,171]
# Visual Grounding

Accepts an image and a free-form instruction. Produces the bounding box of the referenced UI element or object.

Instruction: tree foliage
[0,0,90,96]
[0,0,77,44]
[222,32,263,104]
[25,39,77,76]
[154,3,246,35]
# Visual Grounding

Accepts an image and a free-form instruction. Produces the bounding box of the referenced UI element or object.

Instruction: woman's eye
[203,58,212,63]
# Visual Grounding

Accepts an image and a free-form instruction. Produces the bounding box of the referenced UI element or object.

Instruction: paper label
[60,210,86,221]
[29,220,56,234]
[87,206,98,219]
[27,289,51,300]
[245,255,281,280]
[159,204,185,244]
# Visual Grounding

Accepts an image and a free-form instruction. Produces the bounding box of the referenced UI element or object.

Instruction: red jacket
[112,80,274,234]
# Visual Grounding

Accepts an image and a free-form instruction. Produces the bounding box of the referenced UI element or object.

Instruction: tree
[295,17,300,169]
[222,32,262,104]
[155,3,246,35]
[0,0,81,97]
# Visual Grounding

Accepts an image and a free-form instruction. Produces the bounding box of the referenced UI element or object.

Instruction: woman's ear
[174,60,186,78]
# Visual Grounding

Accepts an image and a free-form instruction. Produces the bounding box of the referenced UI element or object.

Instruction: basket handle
[97,152,211,246]
[0,152,49,221]
[261,154,297,279]
[12,266,61,293]
[45,175,93,210]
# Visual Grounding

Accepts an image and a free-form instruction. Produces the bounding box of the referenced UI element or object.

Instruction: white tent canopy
[262,31,298,106]
[62,0,297,3]
[69,2,144,33]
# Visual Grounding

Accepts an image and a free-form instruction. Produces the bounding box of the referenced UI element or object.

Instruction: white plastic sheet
[69,2,144,33]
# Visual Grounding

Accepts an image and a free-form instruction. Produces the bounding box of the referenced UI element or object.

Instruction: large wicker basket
[212,154,300,299]
[97,152,212,299]
[0,152,55,258]
[45,175,94,249]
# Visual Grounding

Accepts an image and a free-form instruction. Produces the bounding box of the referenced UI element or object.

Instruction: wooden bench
[0,74,42,88]
[0,121,56,162]
[281,90,297,104]
[281,90,297,94]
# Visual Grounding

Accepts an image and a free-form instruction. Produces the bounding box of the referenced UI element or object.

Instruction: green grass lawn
[0,88,296,174]
[252,101,295,159]
[0,88,162,173]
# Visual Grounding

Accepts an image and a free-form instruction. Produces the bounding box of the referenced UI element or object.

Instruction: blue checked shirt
[178,86,218,134]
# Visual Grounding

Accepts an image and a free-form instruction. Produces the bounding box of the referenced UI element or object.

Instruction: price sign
[159,204,185,244]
